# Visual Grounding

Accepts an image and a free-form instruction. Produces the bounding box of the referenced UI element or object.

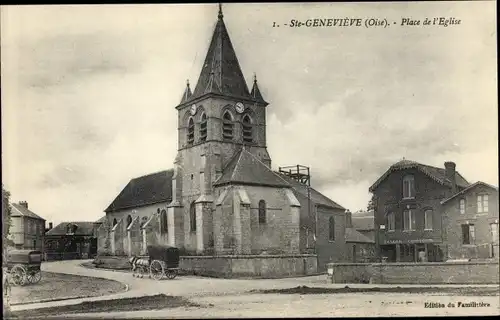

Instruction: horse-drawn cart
[130,245,180,280]
[6,249,43,286]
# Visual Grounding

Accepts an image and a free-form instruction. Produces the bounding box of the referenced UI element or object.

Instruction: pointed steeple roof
[250,73,266,103]
[190,4,255,102]
[180,80,192,104]
[214,148,290,188]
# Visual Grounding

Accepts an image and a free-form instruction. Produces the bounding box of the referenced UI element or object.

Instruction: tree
[367,194,377,212]
[2,185,13,263]
[2,185,12,316]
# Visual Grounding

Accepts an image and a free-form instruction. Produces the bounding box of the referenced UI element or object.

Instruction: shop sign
[384,239,435,244]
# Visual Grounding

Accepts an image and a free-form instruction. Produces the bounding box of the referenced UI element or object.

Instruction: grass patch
[92,256,131,270]
[250,285,500,296]
[10,294,201,318]
[9,272,126,305]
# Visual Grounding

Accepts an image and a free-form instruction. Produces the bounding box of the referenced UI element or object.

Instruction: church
[97,5,351,276]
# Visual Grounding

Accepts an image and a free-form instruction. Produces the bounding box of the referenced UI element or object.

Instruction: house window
[113,218,117,227]
[187,117,195,145]
[424,209,433,230]
[161,210,168,233]
[403,210,415,231]
[402,175,415,198]
[33,240,36,249]
[242,115,253,143]
[200,113,207,142]
[462,224,475,245]
[477,194,489,213]
[258,200,266,224]
[459,198,466,214]
[190,202,196,232]
[126,215,132,228]
[222,111,234,140]
[329,216,335,241]
[387,212,395,231]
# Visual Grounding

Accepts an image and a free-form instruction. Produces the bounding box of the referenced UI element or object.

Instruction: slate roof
[214,148,290,188]
[440,181,498,205]
[369,159,470,192]
[345,227,375,243]
[46,222,97,236]
[105,170,174,213]
[276,173,346,210]
[351,211,375,231]
[11,203,45,221]
[184,5,266,105]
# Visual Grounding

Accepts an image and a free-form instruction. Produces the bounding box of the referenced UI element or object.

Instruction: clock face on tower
[190,104,197,115]
[235,102,245,114]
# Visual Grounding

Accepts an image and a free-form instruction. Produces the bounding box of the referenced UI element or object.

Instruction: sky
[1,2,497,226]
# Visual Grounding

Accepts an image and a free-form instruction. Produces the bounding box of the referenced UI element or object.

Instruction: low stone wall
[180,254,318,278]
[327,260,500,284]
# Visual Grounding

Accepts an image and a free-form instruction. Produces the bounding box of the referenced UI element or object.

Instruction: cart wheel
[10,265,26,286]
[166,269,177,280]
[26,271,42,284]
[150,260,164,281]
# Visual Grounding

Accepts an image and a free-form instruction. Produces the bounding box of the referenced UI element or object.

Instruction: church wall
[245,186,300,254]
[105,201,170,253]
[315,206,348,271]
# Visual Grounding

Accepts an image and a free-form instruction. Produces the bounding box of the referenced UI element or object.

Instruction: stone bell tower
[167,4,271,252]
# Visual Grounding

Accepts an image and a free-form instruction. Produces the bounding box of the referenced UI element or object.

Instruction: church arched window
[190,202,197,232]
[222,111,234,140]
[258,200,266,224]
[126,215,132,228]
[161,209,168,233]
[187,117,195,145]
[200,113,207,142]
[242,114,253,143]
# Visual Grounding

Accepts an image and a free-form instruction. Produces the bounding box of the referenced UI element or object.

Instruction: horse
[129,256,150,278]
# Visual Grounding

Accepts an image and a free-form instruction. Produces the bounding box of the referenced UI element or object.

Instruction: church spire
[180,79,192,104]
[250,73,265,103]
[218,3,223,20]
[189,4,255,103]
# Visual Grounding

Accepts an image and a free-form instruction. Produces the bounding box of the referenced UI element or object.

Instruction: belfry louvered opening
[222,111,234,140]
[200,113,207,142]
[187,117,195,145]
[242,114,253,143]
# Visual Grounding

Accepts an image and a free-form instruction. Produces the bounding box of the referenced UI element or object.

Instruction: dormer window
[222,111,234,140]
[66,223,77,235]
[402,175,415,199]
[200,113,207,142]
[187,117,195,145]
[242,114,253,143]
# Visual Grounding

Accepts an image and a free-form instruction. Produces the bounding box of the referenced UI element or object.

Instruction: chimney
[444,161,457,193]
[18,201,28,209]
[345,210,353,228]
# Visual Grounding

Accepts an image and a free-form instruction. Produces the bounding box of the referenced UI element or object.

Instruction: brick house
[98,5,347,274]
[9,201,46,251]
[440,182,499,260]
[369,160,470,262]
